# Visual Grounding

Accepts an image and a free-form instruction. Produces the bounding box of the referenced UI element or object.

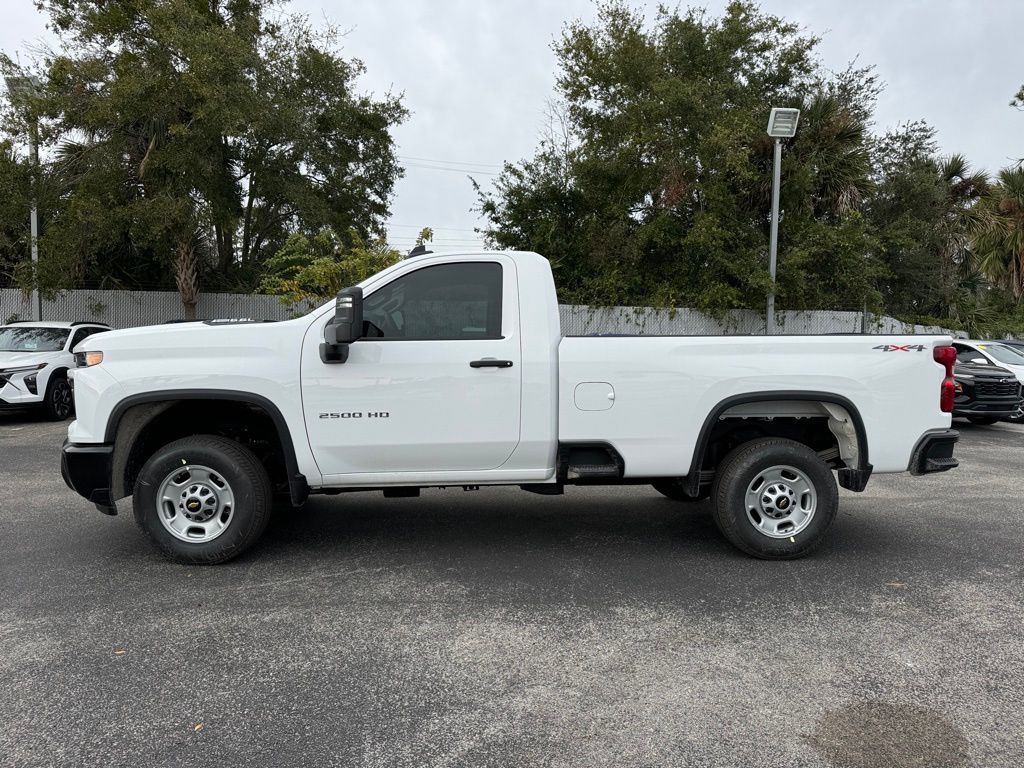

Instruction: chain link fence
[2,287,959,336]
[559,305,959,336]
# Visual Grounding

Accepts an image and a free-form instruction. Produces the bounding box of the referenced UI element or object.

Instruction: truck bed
[557,335,952,476]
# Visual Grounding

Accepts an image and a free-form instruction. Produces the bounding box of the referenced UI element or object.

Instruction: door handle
[469,359,514,368]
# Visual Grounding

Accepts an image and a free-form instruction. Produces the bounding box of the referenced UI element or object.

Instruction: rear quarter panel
[558,335,952,476]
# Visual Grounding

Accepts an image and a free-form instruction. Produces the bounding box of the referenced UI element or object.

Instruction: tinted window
[0,327,69,352]
[70,328,92,349]
[362,263,503,340]
[955,345,989,364]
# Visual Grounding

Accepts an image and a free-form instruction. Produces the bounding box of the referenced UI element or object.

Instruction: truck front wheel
[132,435,272,564]
[711,438,837,560]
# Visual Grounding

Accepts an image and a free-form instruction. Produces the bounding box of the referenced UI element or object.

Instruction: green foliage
[973,166,1024,299]
[479,1,883,312]
[0,140,33,287]
[1,0,405,316]
[257,227,431,308]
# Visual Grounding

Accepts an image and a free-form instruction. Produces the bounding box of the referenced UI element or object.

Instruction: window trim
[359,260,506,343]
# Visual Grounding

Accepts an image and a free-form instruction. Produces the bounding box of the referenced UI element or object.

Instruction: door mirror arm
[320,286,364,364]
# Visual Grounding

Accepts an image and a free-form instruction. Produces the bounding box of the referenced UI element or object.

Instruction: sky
[2,0,1022,253]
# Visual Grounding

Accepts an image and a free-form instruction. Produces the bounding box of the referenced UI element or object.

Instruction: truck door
[300,257,522,478]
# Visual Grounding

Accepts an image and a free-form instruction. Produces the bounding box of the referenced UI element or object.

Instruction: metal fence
[558,305,959,336]
[1,287,959,336]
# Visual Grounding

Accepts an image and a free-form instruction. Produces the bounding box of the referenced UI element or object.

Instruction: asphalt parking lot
[1,413,1022,768]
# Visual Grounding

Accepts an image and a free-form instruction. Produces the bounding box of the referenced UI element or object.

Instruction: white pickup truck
[62,249,959,564]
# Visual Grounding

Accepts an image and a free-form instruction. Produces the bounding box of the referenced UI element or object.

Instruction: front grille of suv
[975,379,1020,399]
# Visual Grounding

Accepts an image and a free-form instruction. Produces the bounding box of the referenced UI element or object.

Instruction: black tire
[711,437,838,560]
[132,435,272,564]
[967,416,999,425]
[44,374,74,421]
[651,478,706,502]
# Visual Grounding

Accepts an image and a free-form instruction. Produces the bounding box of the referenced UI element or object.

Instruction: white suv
[0,321,110,420]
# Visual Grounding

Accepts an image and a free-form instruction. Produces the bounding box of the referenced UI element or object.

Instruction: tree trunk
[174,234,200,321]
[215,222,234,275]
[241,171,256,264]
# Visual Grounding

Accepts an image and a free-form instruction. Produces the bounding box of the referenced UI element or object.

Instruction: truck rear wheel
[711,437,837,560]
[132,435,272,564]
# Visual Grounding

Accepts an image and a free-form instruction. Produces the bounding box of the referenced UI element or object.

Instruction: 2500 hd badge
[319,411,390,419]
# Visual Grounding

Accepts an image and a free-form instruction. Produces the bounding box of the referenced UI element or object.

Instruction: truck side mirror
[320,286,363,364]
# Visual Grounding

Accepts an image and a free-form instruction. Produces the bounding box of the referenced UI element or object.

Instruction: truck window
[362,262,503,340]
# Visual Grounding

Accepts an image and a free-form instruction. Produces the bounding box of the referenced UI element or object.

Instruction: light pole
[4,75,43,322]
[765,107,800,334]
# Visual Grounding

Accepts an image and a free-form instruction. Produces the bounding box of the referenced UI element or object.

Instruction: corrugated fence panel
[1,288,958,336]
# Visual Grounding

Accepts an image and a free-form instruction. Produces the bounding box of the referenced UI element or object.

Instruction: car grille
[975,379,1020,399]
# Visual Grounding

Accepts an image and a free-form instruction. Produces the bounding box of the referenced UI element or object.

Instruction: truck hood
[0,350,63,370]
[74,316,315,359]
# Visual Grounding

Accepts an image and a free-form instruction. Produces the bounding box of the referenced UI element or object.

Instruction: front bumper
[953,403,1021,417]
[61,439,117,514]
[908,429,959,475]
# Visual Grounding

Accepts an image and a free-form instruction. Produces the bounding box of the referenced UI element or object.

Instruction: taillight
[934,345,957,413]
[940,379,955,413]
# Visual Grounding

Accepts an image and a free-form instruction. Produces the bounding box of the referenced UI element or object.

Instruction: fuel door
[574,381,615,411]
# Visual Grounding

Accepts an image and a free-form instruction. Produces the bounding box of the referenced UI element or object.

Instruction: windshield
[0,327,69,353]
[979,343,1024,365]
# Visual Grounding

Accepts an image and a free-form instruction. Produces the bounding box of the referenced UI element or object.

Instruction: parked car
[62,249,960,564]
[952,341,1024,423]
[0,321,110,420]
[952,362,1023,425]
[997,338,1024,354]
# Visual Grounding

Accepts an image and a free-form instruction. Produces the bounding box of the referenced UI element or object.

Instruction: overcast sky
[3,0,1022,252]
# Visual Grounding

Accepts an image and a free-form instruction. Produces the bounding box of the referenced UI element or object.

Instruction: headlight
[1,363,47,375]
[75,351,104,367]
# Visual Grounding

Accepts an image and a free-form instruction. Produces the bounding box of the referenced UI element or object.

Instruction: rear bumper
[908,429,959,475]
[61,439,117,514]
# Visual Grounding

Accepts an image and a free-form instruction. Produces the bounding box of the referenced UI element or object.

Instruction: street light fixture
[4,75,43,322]
[766,107,800,334]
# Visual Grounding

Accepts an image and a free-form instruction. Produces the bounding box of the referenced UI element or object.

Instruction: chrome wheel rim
[744,464,817,538]
[156,465,235,543]
[52,381,73,418]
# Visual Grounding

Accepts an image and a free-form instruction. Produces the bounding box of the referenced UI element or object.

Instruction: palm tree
[935,155,989,311]
[973,166,1024,300]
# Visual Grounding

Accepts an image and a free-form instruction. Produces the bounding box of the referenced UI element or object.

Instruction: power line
[398,154,503,170]
[387,223,482,233]
[402,161,500,176]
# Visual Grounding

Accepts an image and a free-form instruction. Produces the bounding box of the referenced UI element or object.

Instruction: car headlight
[75,351,104,367]
[1,363,47,375]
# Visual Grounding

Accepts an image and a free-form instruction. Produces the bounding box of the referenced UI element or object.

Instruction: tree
[258,227,433,309]
[0,140,33,288]
[478,1,883,312]
[974,167,1024,300]
[866,124,989,320]
[4,0,405,317]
